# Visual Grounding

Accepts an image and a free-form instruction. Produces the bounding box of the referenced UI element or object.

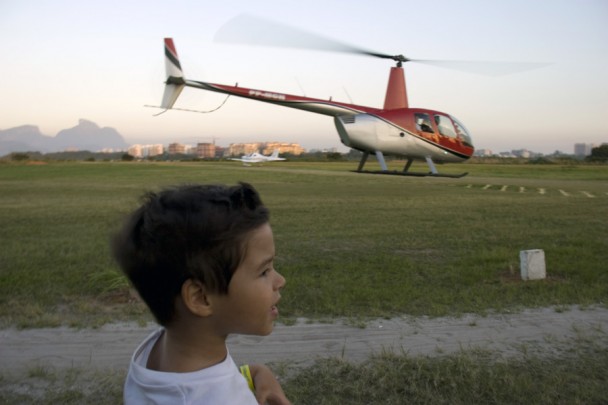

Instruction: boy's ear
[181,278,214,317]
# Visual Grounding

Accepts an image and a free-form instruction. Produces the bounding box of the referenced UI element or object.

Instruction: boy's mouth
[270,305,279,317]
[271,298,280,316]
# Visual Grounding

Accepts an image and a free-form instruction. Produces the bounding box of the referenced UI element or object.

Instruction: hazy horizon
[2,0,607,155]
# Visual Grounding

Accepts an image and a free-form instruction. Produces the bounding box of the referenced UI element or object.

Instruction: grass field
[0,160,607,328]
[0,160,607,403]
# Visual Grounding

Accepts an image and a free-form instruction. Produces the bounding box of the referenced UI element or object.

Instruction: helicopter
[157,16,518,177]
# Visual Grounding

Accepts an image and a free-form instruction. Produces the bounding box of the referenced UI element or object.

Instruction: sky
[1,0,607,154]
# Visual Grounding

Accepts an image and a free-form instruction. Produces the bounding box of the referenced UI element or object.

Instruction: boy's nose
[275,271,286,290]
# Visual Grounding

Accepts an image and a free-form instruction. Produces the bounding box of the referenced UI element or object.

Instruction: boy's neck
[147,322,228,373]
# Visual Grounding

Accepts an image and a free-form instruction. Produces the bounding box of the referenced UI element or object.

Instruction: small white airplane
[229,149,286,165]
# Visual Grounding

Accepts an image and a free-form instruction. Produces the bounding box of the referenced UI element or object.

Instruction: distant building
[227,142,305,156]
[228,143,264,156]
[511,149,531,158]
[196,143,216,158]
[128,140,305,159]
[147,144,164,157]
[128,144,163,158]
[574,143,594,157]
[473,149,493,157]
[168,142,187,155]
[262,142,305,156]
[214,145,226,158]
[128,144,143,158]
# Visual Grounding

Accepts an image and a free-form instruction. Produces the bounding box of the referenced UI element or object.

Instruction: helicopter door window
[434,114,457,138]
[415,113,434,133]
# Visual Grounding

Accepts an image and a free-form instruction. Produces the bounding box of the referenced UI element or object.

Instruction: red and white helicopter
[158,16,489,177]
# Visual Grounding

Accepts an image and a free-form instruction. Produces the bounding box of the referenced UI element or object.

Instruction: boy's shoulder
[124,329,257,404]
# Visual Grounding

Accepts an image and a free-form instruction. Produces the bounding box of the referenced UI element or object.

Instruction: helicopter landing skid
[354,154,468,178]
[353,170,468,178]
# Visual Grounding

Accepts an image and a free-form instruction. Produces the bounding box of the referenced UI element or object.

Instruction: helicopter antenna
[144,94,231,116]
[294,77,306,96]
[342,87,353,104]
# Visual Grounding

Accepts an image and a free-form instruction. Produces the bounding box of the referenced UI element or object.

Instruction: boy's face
[211,223,286,336]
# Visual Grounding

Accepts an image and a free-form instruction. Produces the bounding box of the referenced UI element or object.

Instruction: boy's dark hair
[112,182,269,326]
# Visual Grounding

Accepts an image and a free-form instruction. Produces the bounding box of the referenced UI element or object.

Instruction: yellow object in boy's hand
[240,364,255,392]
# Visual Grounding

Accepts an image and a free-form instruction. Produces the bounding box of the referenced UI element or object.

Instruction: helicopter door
[433,114,458,139]
[415,113,434,134]
[415,112,439,143]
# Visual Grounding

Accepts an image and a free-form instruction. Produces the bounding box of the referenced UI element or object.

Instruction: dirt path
[1,306,607,373]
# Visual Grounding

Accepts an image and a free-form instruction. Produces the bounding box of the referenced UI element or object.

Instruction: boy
[112,182,290,404]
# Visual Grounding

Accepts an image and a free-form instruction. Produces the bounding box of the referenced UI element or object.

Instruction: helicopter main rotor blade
[412,59,551,77]
[215,14,550,76]
[214,14,399,61]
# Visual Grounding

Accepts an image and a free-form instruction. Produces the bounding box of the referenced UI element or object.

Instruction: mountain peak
[0,120,128,155]
[77,119,100,129]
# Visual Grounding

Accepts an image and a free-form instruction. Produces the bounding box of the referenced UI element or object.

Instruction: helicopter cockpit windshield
[449,115,473,147]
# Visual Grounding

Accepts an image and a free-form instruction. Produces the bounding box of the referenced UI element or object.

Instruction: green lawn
[1,160,607,404]
[1,160,606,328]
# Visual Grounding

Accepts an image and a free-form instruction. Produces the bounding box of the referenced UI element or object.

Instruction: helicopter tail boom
[161,38,185,109]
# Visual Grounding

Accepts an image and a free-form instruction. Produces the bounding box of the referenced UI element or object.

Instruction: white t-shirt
[124,328,258,405]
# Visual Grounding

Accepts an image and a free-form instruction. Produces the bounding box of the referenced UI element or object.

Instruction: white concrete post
[520,249,546,280]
